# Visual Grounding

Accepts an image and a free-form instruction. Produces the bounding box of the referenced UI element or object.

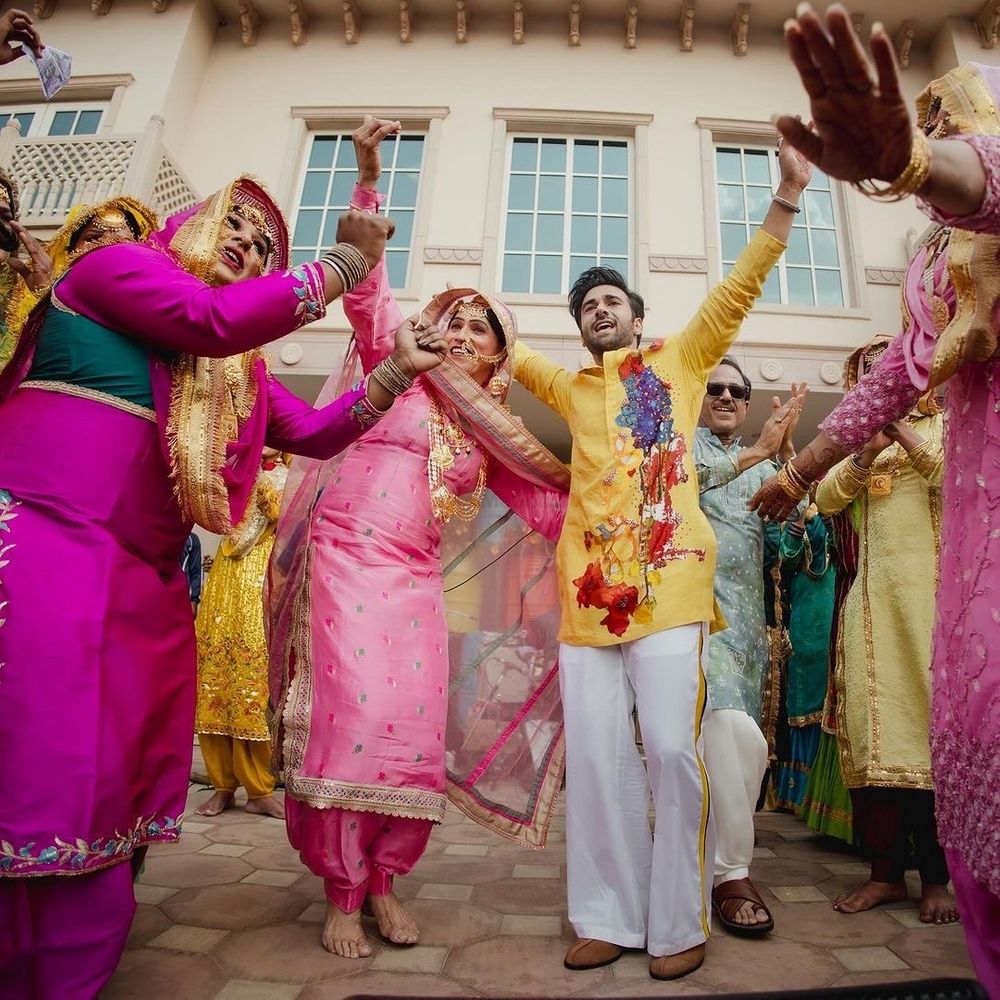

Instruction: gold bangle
[853,127,932,203]
[776,460,810,502]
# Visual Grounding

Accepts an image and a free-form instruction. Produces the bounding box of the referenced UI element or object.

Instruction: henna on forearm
[791,432,847,485]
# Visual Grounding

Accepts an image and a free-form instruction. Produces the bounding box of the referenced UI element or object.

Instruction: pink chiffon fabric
[820,131,1000,907]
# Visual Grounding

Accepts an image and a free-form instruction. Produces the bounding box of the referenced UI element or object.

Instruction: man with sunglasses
[513,140,812,980]
[695,358,806,939]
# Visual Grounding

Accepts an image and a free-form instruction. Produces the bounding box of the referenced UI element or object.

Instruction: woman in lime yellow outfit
[196,449,289,819]
[815,333,954,923]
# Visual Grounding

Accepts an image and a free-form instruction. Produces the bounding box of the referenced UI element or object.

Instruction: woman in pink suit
[271,119,569,960]
[0,177,445,998]
[751,8,1000,990]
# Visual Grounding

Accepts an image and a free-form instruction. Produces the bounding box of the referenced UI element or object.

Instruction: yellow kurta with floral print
[514,229,785,647]
[195,464,286,740]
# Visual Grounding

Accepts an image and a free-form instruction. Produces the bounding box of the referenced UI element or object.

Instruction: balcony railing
[0,114,198,228]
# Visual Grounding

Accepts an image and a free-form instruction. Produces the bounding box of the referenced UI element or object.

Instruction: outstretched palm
[776,4,913,184]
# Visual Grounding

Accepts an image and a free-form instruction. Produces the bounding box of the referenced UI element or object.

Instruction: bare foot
[245,794,284,819]
[368,891,420,945]
[834,879,907,913]
[195,790,235,817]
[322,904,372,959]
[919,883,960,924]
[729,899,771,925]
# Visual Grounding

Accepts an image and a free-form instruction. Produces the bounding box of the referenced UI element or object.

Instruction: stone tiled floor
[106,784,975,999]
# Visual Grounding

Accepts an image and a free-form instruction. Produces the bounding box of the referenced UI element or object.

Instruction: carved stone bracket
[290,0,309,45]
[569,1,581,46]
[865,266,905,285]
[625,3,637,48]
[424,246,483,264]
[32,0,56,18]
[731,3,750,56]
[975,0,1000,47]
[343,0,360,43]
[678,0,694,51]
[399,0,412,42]
[850,10,864,35]
[513,0,524,42]
[238,0,259,46]
[894,19,916,68]
[91,0,112,14]
[151,0,170,10]
[456,0,468,42]
[648,254,708,273]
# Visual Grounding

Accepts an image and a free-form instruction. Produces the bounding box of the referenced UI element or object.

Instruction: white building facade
[4,0,999,452]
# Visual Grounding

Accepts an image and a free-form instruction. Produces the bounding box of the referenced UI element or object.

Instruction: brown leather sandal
[712,877,775,937]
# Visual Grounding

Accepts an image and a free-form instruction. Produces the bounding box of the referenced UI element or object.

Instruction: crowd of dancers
[0,4,996,997]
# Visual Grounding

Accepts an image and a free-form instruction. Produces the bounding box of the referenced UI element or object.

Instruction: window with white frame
[0,102,105,137]
[715,144,845,308]
[291,131,424,289]
[500,135,631,295]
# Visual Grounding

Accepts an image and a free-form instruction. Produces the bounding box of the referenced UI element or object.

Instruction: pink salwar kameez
[0,193,382,996]
[272,185,568,911]
[818,109,1000,993]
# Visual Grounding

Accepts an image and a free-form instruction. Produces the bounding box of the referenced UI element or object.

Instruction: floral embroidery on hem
[1,814,180,874]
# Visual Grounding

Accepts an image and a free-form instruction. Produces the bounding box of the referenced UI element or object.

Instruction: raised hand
[6,221,53,292]
[353,116,401,191]
[393,317,447,376]
[779,381,809,460]
[336,210,395,270]
[0,8,43,64]
[755,384,808,460]
[776,3,912,184]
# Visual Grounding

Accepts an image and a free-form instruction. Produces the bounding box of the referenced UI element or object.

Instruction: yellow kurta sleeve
[816,455,869,515]
[676,229,786,381]
[907,438,944,487]
[513,341,573,419]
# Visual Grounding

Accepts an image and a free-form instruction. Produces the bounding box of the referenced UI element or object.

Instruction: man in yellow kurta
[513,141,811,981]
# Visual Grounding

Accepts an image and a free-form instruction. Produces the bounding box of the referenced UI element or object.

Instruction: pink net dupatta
[267,287,570,848]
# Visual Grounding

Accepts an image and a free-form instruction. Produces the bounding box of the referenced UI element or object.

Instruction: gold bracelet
[853,127,932,203]
[370,355,414,397]
[776,460,811,502]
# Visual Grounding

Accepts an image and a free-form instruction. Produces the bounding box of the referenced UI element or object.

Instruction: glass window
[501,136,632,295]
[291,131,425,286]
[714,146,846,308]
[0,103,105,137]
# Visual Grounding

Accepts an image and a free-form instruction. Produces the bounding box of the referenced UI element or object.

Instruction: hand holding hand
[392,317,447,377]
[0,8,42,65]
[775,4,912,185]
[336,210,395,270]
[776,132,813,193]
[353,116,401,190]
[6,222,53,292]
[862,427,893,459]
[748,474,801,522]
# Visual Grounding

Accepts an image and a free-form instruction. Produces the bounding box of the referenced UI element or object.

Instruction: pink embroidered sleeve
[341,183,404,374]
[264,378,373,460]
[918,134,1000,233]
[818,334,923,451]
[58,245,327,357]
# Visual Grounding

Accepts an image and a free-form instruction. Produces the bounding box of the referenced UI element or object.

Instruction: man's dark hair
[716,354,752,398]
[568,267,646,342]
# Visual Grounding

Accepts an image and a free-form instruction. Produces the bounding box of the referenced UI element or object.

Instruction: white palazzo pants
[702,708,768,884]
[559,623,713,958]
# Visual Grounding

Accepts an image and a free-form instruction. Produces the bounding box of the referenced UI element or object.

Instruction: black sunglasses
[706,381,750,402]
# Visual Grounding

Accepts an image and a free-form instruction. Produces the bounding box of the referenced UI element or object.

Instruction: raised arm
[677,141,809,380]
[512,342,573,420]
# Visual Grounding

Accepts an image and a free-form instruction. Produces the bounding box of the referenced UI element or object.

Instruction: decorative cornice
[865,266,905,285]
[649,254,707,273]
[424,246,483,264]
[291,106,449,129]
[494,107,653,131]
[0,73,133,102]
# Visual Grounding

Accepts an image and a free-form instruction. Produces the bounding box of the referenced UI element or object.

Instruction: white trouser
[559,623,713,958]
[702,708,768,884]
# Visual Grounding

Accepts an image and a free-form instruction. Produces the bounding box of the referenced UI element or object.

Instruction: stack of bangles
[837,454,872,493]
[320,242,371,292]
[354,356,416,424]
[853,127,931,202]
[775,459,811,501]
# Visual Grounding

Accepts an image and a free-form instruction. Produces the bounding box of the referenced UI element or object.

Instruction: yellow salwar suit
[195,461,287,799]
[815,412,943,791]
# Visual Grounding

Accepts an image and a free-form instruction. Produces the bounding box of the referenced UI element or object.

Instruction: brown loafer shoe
[649,942,705,981]
[564,937,624,970]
